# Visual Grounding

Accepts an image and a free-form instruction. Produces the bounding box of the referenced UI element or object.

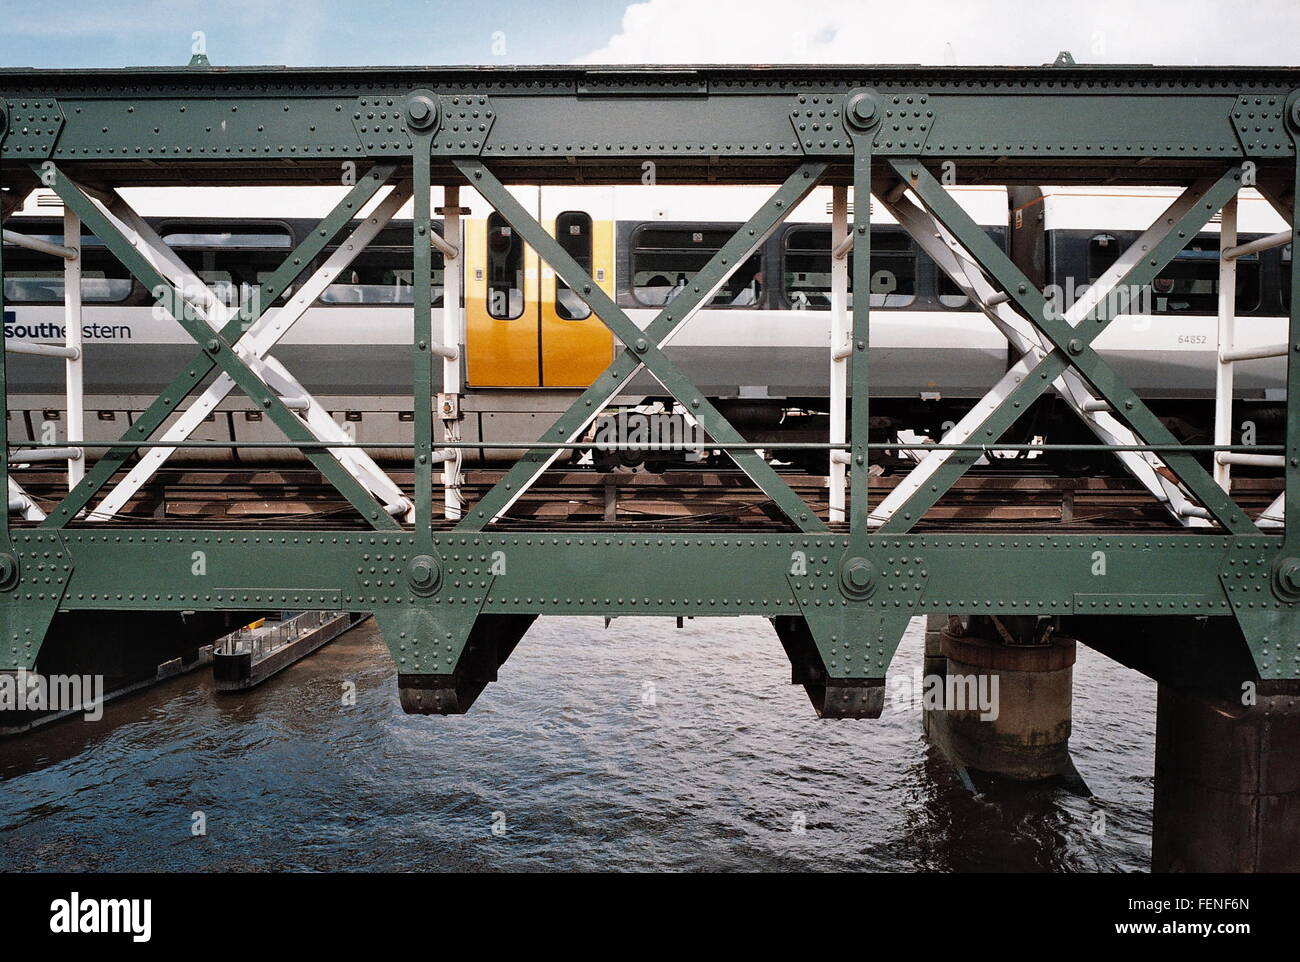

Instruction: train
[2,180,1292,475]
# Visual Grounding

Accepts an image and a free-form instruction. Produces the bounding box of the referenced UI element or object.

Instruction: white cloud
[579,0,1300,65]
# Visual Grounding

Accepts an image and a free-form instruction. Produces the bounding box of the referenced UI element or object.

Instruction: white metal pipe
[1216,452,1285,468]
[1178,504,1212,519]
[1223,229,1290,261]
[1214,197,1238,491]
[831,232,854,261]
[6,341,79,360]
[430,343,459,361]
[441,185,464,520]
[984,290,1011,307]
[9,446,82,463]
[280,395,311,411]
[7,478,46,521]
[1220,342,1288,363]
[1082,399,1111,412]
[429,230,459,260]
[828,185,849,522]
[64,208,85,489]
[2,228,77,260]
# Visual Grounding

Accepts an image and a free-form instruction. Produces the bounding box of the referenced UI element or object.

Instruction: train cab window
[631,225,763,308]
[1090,234,1260,314]
[554,211,593,320]
[319,250,444,306]
[486,213,524,319]
[781,227,915,309]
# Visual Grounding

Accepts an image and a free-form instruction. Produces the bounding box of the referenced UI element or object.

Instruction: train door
[538,187,615,386]
[465,185,542,386]
[464,186,614,388]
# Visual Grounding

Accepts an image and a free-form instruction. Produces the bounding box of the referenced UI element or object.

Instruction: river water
[0,616,1156,872]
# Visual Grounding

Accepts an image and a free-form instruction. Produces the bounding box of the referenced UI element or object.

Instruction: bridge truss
[2,63,1299,715]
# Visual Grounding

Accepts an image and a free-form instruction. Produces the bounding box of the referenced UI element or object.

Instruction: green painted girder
[410,123,437,544]
[1,67,1296,171]
[5,527,1294,680]
[1283,93,1300,544]
[849,141,872,533]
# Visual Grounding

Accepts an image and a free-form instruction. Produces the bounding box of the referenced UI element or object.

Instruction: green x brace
[38,162,404,532]
[878,160,1254,535]
[454,158,830,533]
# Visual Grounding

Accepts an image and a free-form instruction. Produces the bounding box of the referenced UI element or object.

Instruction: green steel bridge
[2,61,1298,870]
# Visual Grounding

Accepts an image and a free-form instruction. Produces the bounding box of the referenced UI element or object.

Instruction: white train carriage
[2,181,1290,471]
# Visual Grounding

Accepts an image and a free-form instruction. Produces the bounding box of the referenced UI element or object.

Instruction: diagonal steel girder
[454,159,829,532]
[873,177,1221,528]
[877,159,1255,535]
[86,181,417,523]
[40,163,405,531]
[877,187,1199,525]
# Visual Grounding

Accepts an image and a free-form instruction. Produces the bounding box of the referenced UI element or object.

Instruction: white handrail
[1222,230,1291,261]
[5,341,80,360]
[2,228,77,260]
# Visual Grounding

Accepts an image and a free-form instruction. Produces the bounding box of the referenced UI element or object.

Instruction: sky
[0,0,1297,69]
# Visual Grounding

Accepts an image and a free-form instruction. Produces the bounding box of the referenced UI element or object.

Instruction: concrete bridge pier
[923,614,1080,784]
[1152,684,1300,872]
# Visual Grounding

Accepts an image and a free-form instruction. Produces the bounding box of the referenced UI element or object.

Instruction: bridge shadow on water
[0,616,1155,872]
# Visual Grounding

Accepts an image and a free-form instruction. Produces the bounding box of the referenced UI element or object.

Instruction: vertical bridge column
[923,615,1079,783]
[1153,685,1300,872]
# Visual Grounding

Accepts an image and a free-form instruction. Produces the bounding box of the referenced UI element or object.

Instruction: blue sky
[0,0,632,68]
[2,0,1297,68]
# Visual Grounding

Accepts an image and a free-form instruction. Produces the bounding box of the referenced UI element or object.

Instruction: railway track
[10,466,1285,533]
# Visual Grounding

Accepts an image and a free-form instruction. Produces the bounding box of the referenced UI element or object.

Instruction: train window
[162,229,291,248]
[1087,234,1121,282]
[486,212,524,319]
[554,211,592,320]
[1,251,133,303]
[631,225,762,308]
[174,248,293,308]
[319,249,445,306]
[1090,234,1260,314]
[936,271,970,308]
[1284,244,1292,312]
[781,227,915,309]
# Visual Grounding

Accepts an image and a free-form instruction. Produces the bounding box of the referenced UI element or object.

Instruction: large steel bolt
[1276,557,1300,599]
[0,553,18,591]
[408,554,441,595]
[845,91,882,131]
[405,93,439,132]
[840,556,875,598]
